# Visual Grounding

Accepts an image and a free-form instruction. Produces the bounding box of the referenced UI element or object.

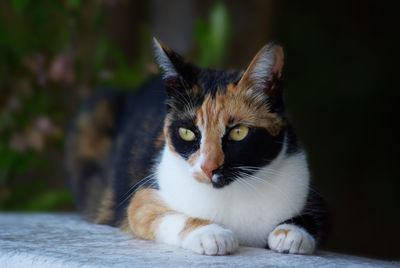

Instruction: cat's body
[66,39,329,255]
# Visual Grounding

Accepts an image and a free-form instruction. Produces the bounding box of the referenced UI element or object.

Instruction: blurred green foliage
[0,0,153,211]
[196,2,232,68]
[0,1,231,211]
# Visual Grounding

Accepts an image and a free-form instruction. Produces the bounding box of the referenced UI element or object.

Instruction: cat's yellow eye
[229,125,249,141]
[178,127,196,141]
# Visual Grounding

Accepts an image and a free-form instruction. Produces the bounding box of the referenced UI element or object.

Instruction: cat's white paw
[268,224,315,254]
[181,224,239,255]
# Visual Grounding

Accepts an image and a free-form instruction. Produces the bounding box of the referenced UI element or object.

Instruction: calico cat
[66,38,329,255]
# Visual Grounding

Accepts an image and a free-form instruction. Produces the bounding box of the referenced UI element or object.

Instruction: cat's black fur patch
[110,78,167,225]
[214,127,285,188]
[285,123,301,155]
[168,119,201,160]
[265,77,285,114]
[198,69,241,98]
[66,78,168,226]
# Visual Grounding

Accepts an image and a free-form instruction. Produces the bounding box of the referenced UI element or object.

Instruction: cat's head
[154,38,286,188]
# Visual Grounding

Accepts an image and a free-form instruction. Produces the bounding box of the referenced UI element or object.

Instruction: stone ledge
[0,213,398,267]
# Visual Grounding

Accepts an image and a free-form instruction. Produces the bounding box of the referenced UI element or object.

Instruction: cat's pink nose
[201,162,219,180]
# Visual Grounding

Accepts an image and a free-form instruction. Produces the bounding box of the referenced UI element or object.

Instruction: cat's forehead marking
[195,83,284,136]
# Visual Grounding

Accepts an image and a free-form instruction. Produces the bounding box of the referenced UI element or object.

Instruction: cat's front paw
[181,224,239,255]
[268,224,315,254]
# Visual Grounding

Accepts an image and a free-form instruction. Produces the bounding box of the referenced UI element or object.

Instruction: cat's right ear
[153,38,199,96]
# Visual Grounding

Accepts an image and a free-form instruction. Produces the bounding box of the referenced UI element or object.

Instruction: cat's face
[155,39,286,188]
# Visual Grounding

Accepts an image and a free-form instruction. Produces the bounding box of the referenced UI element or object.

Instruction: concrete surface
[0,213,398,267]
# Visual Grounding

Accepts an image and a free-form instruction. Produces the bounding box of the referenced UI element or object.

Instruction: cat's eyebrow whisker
[173,94,193,112]
[171,85,195,112]
[168,88,191,111]
[179,81,196,109]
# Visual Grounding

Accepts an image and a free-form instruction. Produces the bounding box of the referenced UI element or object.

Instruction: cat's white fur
[181,224,239,255]
[156,213,186,246]
[155,136,310,250]
[268,224,315,254]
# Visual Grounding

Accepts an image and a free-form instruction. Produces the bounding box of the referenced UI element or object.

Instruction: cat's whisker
[236,171,301,216]
[231,171,270,200]
[170,86,196,112]
[232,175,253,193]
[235,179,297,225]
[235,176,258,193]
[232,172,286,223]
[116,180,155,209]
[179,82,196,109]
[116,174,156,208]
[236,166,286,177]
[233,168,283,179]
[117,173,155,202]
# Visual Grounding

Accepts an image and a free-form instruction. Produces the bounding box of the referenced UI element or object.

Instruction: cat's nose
[201,162,219,180]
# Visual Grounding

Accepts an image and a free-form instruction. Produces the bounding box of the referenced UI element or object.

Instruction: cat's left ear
[153,38,199,95]
[238,43,284,112]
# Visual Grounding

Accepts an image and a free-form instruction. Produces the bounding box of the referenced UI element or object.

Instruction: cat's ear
[238,43,284,112]
[153,37,198,95]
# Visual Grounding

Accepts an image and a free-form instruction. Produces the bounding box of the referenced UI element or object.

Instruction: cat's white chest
[157,146,309,247]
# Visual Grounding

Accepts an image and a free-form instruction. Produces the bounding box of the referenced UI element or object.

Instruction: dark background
[1,0,399,260]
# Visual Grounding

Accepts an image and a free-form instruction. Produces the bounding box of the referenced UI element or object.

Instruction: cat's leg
[267,190,330,254]
[127,188,239,255]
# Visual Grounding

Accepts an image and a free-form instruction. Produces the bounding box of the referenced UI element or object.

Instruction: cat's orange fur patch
[188,151,212,184]
[163,115,177,154]
[274,228,291,237]
[196,84,284,139]
[94,187,114,225]
[154,131,165,150]
[193,173,211,184]
[179,218,212,240]
[119,217,133,234]
[127,188,175,240]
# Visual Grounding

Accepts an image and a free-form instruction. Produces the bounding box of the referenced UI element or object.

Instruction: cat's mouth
[192,170,235,189]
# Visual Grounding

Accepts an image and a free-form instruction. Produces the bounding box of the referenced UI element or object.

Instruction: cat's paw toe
[268,224,315,254]
[182,224,238,255]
